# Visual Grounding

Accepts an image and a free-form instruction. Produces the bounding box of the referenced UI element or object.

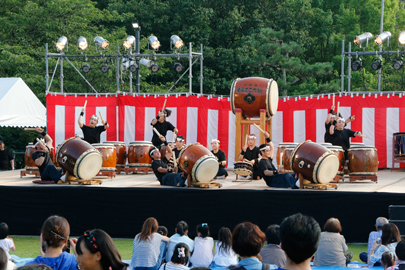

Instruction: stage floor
[1,168,405,193]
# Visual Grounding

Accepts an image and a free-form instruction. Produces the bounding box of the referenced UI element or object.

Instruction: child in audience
[190,223,214,267]
[211,227,237,268]
[158,226,168,236]
[166,221,194,263]
[0,223,15,266]
[131,217,170,270]
[381,252,396,270]
[159,243,190,270]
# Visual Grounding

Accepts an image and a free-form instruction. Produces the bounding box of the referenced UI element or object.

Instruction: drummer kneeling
[149,142,186,187]
[258,144,299,189]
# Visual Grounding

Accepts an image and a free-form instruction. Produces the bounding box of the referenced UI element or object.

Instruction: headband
[211,139,220,144]
[150,148,158,156]
[48,229,65,240]
[248,135,256,139]
[35,138,45,146]
[176,137,184,142]
[90,115,98,120]
[260,145,270,151]
[337,117,345,122]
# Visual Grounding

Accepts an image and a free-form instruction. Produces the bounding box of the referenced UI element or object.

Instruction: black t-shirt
[241,146,260,170]
[32,151,53,175]
[81,125,105,144]
[152,157,169,183]
[0,149,14,170]
[259,158,276,180]
[151,121,175,147]
[331,128,356,151]
[173,147,184,159]
[212,149,226,168]
[324,122,333,143]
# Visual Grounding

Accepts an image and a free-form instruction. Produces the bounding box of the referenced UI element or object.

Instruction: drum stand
[20,168,40,178]
[191,181,222,188]
[115,167,126,174]
[349,174,377,183]
[124,167,153,174]
[298,174,339,190]
[96,170,116,179]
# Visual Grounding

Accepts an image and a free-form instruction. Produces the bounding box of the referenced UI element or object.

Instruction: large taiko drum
[276,143,297,168]
[347,145,378,175]
[393,132,405,160]
[92,143,117,171]
[230,77,279,118]
[290,141,339,184]
[127,141,153,167]
[56,137,102,179]
[104,141,127,168]
[325,145,345,176]
[233,161,253,176]
[178,143,219,183]
[282,146,297,173]
[24,143,38,170]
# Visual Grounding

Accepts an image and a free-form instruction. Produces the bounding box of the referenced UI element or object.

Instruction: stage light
[100,64,109,73]
[392,60,404,70]
[148,35,160,50]
[371,59,383,70]
[132,22,140,31]
[129,64,138,73]
[375,31,391,46]
[77,36,88,50]
[140,58,154,68]
[82,64,91,73]
[351,59,363,71]
[150,64,159,72]
[399,31,405,45]
[354,32,373,46]
[123,36,135,50]
[56,36,68,51]
[170,35,184,49]
[94,36,109,50]
[174,63,183,72]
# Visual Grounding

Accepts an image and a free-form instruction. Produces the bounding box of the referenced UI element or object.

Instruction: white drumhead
[92,143,114,149]
[104,141,126,145]
[316,154,339,184]
[193,156,219,182]
[266,79,279,116]
[76,151,103,179]
[129,141,152,145]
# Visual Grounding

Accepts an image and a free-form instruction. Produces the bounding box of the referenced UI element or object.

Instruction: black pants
[264,173,296,188]
[41,165,62,183]
[216,167,228,177]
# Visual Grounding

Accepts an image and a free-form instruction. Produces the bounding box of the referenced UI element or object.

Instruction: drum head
[75,151,103,179]
[266,79,279,116]
[193,156,219,182]
[316,154,339,184]
[130,141,152,145]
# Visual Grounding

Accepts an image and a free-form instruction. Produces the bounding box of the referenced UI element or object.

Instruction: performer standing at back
[151,109,178,147]
[329,117,362,159]
[78,106,109,144]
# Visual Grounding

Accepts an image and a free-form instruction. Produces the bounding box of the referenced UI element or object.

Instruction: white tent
[0,78,46,127]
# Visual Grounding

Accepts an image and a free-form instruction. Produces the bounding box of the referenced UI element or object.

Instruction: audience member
[381,252,396,270]
[360,217,389,264]
[166,222,194,263]
[159,243,190,270]
[259,225,286,268]
[190,224,214,267]
[27,215,77,270]
[0,223,16,262]
[71,229,128,270]
[130,218,169,270]
[278,213,321,270]
[368,223,402,266]
[396,240,405,270]
[158,226,168,236]
[0,247,8,270]
[211,227,237,268]
[313,218,352,267]
[231,222,270,270]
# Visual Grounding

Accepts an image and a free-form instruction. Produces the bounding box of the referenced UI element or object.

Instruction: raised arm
[78,107,85,128]
[326,106,335,124]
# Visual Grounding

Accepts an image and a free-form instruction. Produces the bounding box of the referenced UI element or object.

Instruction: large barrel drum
[92,143,117,171]
[347,145,378,175]
[230,77,279,118]
[105,141,127,168]
[24,143,38,170]
[127,141,154,167]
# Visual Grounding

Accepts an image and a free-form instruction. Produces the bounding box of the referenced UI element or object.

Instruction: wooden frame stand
[96,170,116,179]
[20,169,40,178]
[191,181,223,188]
[349,174,378,183]
[124,167,152,174]
[115,167,126,174]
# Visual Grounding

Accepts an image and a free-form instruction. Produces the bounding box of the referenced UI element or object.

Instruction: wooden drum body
[282,146,296,173]
[393,132,405,160]
[178,143,219,183]
[347,146,378,175]
[230,77,279,118]
[92,143,117,171]
[290,141,339,184]
[325,145,345,175]
[276,143,297,168]
[233,161,253,176]
[24,143,38,170]
[105,141,127,167]
[56,137,102,179]
[127,141,153,167]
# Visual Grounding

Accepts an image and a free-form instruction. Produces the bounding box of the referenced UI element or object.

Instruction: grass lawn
[10,236,367,262]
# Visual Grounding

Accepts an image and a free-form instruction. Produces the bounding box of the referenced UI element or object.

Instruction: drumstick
[253,123,266,134]
[172,133,177,144]
[153,127,162,138]
[245,135,248,147]
[24,128,37,131]
[332,95,335,107]
[84,100,87,109]
[161,99,167,113]
[337,102,340,117]
[98,111,104,123]
[172,151,177,167]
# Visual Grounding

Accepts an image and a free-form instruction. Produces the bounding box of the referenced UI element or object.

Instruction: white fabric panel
[124,106,135,146]
[96,106,107,143]
[228,112,236,168]
[294,111,306,143]
[271,112,283,167]
[166,107,177,143]
[186,107,198,144]
[207,109,219,149]
[75,107,84,138]
[55,105,65,147]
[249,117,261,147]
[362,108,375,146]
[144,107,156,142]
[386,108,399,168]
[316,109,327,143]
[340,106,351,129]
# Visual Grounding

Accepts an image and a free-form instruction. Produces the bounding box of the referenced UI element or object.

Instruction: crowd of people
[0,215,404,270]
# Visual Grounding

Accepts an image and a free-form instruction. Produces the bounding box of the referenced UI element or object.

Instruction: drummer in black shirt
[325,105,354,144]
[211,139,228,179]
[151,109,178,147]
[329,117,362,159]
[171,135,185,161]
[78,107,109,144]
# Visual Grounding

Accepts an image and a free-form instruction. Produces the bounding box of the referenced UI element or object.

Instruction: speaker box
[389,205,405,220]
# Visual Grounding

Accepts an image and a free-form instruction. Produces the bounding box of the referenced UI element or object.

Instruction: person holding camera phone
[359,217,389,264]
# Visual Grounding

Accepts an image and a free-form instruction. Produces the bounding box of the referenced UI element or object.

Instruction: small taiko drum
[24,143,38,170]
[104,141,127,168]
[347,145,378,175]
[56,137,102,179]
[92,143,117,171]
[282,146,297,173]
[325,145,345,175]
[290,141,339,184]
[178,143,219,183]
[233,161,253,176]
[276,143,298,168]
[393,132,405,160]
[230,77,279,118]
[127,141,153,167]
